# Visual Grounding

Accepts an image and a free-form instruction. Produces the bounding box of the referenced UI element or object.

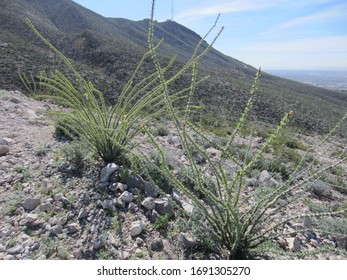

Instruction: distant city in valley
[267,70,347,91]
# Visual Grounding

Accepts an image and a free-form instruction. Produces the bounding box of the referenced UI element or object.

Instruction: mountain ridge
[1,0,346,135]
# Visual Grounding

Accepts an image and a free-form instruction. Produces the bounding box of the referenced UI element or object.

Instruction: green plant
[59,140,89,172]
[155,126,170,137]
[141,1,347,259]
[153,214,171,230]
[20,16,208,165]
[35,143,50,157]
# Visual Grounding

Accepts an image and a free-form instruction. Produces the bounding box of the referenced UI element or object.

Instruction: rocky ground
[0,89,346,260]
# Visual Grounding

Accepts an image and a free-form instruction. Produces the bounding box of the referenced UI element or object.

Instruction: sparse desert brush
[141,0,347,259]
[19,0,347,260]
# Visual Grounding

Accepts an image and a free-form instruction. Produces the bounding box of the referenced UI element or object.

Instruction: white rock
[181,201,194,214]
[286,237,301,252]
[130,221,146,237]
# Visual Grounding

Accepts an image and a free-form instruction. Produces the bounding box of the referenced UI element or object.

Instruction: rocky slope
[1,0,347,136]
[0,89,346,260]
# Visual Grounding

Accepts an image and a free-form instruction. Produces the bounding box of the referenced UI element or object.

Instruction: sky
[72,0,347,70]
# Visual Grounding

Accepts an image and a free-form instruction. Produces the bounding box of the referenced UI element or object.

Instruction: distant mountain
[1,0,346,135]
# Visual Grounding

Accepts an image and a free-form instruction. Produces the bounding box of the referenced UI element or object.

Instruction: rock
[7,245,23,255]
[286,237,301,252]
[181,201,194,214]
[113,198,125,208]
[99,182,110,189]
[150,238,164,251]
[151,210,160,223]
[130,221,146,237]
[41,202,53,212]
[179,232,195,248]
[14,206,25,215]
[136,238,144,246]
[0,137,15,145]
[100,163,119,185]
[126,174,146,191]
[259,170,272,183]
[50,225,63,235]
[102,200,116,212]
[110,171,120,183]
[115,182,128,192]
[141,197,155,210]
[155,197,174,217]
[23,197,41,211]
[54,193,65,201]
[77,208,88,219]
[25,213,38,223]
[312,181,332,199]
[144,182,159,198]
[0,145,9,156]
[57,216,68,226]
[94,236,106,250]
[127,202,137,212]
[119,191,134,203]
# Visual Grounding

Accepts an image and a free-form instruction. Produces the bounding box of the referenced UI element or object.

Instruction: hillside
[0,0,347,135]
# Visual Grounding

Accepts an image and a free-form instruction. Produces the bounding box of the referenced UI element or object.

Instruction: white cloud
[176,0,271,20]
[267,2,347,32]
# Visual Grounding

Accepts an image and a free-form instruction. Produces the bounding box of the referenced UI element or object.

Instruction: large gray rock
[312,181,332,199]
[0,145,9,157]
[155,197,174,217]
[23,197,41,211]
[126,174,146,191]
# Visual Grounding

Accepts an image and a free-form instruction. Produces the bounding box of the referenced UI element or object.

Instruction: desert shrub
[142,1,347,259]
[59,141,89,169]
[155,126,170,136]
[20,17,202,164]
